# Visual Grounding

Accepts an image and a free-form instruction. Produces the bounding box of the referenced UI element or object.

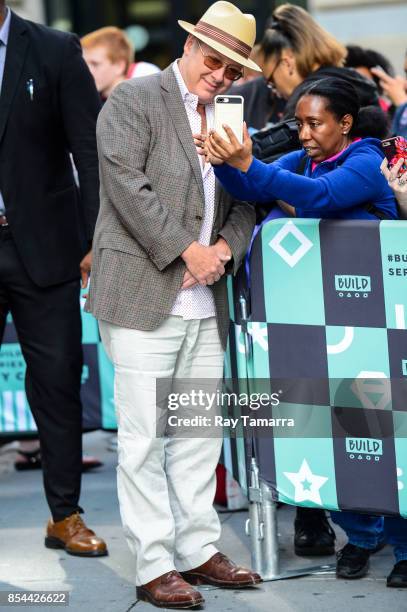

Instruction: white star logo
[248,322,268,351]
[284,459,328,505]
[236,322,269,354]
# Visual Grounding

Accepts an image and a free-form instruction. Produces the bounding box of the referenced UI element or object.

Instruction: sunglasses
[197,39,243,82]
[265,58,283,89]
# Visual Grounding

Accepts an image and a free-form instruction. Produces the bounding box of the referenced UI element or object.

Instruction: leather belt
[0,215,8,226]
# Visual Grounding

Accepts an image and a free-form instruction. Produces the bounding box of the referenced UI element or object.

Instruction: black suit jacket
[0,12,101,287]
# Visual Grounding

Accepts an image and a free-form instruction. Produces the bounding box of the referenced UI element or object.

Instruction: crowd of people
[0,0,407,608]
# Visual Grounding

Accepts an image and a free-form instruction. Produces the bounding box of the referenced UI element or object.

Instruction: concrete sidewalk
[0,431,405,612]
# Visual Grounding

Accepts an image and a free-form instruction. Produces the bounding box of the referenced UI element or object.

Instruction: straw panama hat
[178,1,261,72]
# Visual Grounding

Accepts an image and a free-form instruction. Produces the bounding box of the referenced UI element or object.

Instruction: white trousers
[99,316,224,585]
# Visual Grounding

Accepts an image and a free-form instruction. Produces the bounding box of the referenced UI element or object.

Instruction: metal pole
[260,480,280,578]
[239,294,251,358]
[245,457,263,573]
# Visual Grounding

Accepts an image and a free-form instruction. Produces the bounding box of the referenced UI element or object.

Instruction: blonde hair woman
[260,4,378,118]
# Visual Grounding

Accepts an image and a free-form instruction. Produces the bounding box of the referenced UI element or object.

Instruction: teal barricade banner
[224,218,407,518]
[2,219,407,520]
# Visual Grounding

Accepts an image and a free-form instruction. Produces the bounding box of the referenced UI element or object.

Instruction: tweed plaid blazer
[85,65,255,348]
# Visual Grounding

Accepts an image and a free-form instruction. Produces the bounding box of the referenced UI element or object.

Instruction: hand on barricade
[276,199,296,217]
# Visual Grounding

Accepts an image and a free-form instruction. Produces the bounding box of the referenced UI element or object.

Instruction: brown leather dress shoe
[45,512,108,557]
[136,570,204,609]
[181,552,262,588]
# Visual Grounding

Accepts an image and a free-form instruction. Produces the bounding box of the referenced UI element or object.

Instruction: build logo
[335,275,371,299]
[345,437,382,462]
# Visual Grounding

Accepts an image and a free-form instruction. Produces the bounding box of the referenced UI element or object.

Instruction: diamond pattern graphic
[268,221,314,267]
[351,371,391,411]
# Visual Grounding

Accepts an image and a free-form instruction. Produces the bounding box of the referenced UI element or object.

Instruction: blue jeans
[331,511,407,562]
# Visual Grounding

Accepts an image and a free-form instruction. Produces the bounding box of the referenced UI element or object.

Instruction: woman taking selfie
[202,77,407,587]
[205,78,397,220]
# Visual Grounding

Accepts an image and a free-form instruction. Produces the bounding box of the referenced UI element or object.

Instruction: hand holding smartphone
[214,95,244,144]
[381,136,407,176]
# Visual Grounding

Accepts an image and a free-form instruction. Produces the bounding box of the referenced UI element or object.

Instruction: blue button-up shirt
[0,7,11,214]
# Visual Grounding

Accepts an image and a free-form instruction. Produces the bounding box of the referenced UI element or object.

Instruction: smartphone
[214,95,244,144]
[381,136,407,175]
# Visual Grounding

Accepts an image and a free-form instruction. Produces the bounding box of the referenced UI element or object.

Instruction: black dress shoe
[294,507,336,556]
[387,561,407,588]
[336,543,371,579]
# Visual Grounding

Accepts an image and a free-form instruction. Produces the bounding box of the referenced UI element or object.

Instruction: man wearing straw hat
[87,1,261,608]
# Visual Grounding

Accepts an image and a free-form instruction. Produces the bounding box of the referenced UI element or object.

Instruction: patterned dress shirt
[170,60,216,320]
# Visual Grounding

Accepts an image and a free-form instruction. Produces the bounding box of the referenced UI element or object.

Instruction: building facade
[8,0,405,76]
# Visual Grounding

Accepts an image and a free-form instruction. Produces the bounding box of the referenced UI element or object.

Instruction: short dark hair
[298,77,390,139]
[353,105,390,140]
[345,45,394,77]
[299,77,360,133]
[345,45,395,95]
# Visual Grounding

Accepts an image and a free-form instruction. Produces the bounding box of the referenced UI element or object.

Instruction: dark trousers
[331,511,407,562]
[0,227,83,521]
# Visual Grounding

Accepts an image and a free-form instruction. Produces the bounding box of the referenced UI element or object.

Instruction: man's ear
[183,34,195,55]
[116,59,127,78]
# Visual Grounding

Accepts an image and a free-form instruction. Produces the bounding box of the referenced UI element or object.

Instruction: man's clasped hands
[181,238,232,289]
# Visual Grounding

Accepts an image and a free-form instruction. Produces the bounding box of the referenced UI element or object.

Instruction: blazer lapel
[161,66,205,202]
[0,12,29,145]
